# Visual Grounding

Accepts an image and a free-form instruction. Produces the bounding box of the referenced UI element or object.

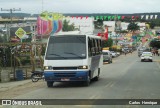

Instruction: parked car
[138,49,144,57]
[110,51,117,58]
[141,52,153,62]
[102,50,112,64]
[116,52,121,56]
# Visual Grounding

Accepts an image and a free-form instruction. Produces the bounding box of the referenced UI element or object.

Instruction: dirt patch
[0,81,46,99]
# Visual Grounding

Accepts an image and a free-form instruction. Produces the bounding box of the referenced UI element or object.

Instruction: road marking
[104,81,115,88]
[89,95,97,99]
[89,91,102,99]
[110,83,115,87]
[104,82,112,88]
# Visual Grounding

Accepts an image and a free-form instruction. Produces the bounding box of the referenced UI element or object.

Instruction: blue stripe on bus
[44,71,89,81]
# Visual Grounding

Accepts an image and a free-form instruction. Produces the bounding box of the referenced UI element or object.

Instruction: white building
[121,22,129,31]
[103,21,116,33]
[137,22,146,31]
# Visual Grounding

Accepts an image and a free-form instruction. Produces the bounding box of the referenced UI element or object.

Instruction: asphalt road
[3,51,160,108]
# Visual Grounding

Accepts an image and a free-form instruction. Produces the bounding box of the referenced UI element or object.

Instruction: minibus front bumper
[44,71,89,81]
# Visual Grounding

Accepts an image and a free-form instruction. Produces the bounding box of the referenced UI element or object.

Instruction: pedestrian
[155,50,159,56]
[152,50,155,56]
[124,51,127,56]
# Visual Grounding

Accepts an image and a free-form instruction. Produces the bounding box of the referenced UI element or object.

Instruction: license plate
[103,62,108,64]
[61,78,70,81]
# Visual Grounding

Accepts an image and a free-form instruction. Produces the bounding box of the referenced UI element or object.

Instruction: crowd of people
[152,48,159,56]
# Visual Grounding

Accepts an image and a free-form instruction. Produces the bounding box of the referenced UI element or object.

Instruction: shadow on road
[49,79,99,88]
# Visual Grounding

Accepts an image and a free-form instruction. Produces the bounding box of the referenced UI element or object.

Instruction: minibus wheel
[84,76,90,86]
[95,68,100,81]
[47,81,54,87]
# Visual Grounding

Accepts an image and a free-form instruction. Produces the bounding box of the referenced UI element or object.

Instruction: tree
[148,21,156,29]
[127,22,140,32]
[94,19,103,29]
[102,38,113,47]
[62,20,75,31]
[150,39,160,48]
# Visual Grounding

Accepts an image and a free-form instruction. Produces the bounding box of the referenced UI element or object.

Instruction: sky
[0,0,160,14]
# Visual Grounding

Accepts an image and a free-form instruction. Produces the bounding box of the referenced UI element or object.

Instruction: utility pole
[114,14,118,46]
[1,8,21,24]
[1,8,21,80]
[42,0,44,12]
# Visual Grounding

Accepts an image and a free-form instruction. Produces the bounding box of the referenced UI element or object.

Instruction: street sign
[15,28,26,39]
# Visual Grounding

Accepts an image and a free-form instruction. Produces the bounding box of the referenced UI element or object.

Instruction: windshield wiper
[64,52,84,58]
[50,53,67,59]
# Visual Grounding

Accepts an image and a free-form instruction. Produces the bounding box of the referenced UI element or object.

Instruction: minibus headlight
[44,66,52,70]
[78,66,88,69]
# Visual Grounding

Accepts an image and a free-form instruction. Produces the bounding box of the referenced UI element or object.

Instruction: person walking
[124,51,127,56]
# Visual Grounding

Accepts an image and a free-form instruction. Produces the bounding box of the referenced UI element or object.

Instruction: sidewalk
[153,55,160,62]
[0,79,32,92]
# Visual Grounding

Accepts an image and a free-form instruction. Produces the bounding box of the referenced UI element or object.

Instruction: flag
[112,16,115,20]
[146,15,149,20]
[80,16,83,19]
[122,16,125,19]
[100,16,103,20]
[51,20,58,34]
[108,16,111,20]
[141,15,144,19]
[155,15,158,19]
[96,16,99,20]
[104,16,107,20]
[56,20,62,33]
[150,15,153,19]
[118,16,121,20]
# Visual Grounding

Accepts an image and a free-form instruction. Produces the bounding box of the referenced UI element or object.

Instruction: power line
[1,8,21,24]
[1,8,21,42]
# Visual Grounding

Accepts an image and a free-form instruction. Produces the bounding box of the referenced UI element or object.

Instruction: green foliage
[102,38,113,47]
[120,30,128,33]
[127,22,140,32]
[150,39,160,48]
[62,20,75,31]
[0,46,11,67]
[145,19,160,27]
[0,34,7,42]
[148,21,156,29]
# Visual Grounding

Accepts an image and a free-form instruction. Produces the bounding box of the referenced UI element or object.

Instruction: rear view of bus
[43,33,103,87]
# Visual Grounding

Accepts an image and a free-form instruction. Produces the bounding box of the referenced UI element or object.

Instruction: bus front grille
[53,67,78,70]
[54,72,76,77]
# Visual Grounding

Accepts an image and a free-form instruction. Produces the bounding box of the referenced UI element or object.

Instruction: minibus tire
[47,81,54,87]
[95,68,100,81]
[84,76,90,86]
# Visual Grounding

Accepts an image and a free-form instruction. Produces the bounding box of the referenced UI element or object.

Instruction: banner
[36,11,63,37]
[97,26,108,40]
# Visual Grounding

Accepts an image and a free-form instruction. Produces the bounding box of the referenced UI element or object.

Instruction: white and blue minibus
[43,32,103,87]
